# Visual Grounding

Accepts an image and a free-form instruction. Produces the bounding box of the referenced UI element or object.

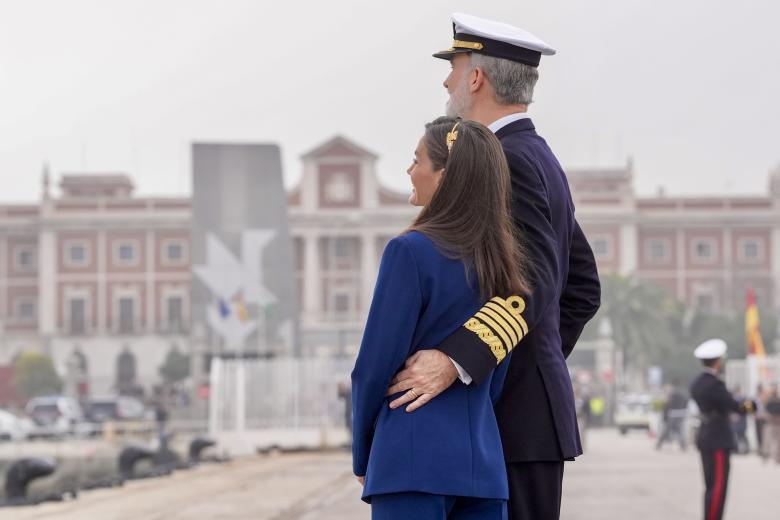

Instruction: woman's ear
[434,168,445,186]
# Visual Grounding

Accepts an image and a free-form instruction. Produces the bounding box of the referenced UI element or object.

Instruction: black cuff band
[438,327,498,386]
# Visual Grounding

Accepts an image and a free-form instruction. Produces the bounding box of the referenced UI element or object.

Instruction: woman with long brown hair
[351,116,531,519]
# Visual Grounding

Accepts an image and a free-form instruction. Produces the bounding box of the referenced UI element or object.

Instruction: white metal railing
[208,357,353,436]
[726,356,780,395]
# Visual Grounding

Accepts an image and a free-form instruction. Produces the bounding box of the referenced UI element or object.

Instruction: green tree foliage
[13,351,63,401]
[580,274,777,385]
[159,346,190,384]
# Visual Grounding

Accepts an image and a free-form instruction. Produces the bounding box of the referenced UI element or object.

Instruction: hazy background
[1,0,778,201]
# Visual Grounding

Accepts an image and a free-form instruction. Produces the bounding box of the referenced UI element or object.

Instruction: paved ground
[3,429,779,519]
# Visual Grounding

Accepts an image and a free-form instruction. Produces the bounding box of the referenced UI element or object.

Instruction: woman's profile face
[407,137,443,207]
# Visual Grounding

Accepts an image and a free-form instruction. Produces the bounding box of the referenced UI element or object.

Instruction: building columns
[303,233,321,323]
[722,227,733,309]
[675,228,686,301]
[360,233,377,318]
[38,226,57,347]
[146,230,156,333]
[772,227,780,310]
[96,230,106,334]
[619,222,638,276]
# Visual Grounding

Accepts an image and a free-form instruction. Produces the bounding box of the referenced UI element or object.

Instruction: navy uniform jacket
[438,118,601,462]
[690,371,751,452]
[352,231,511,502]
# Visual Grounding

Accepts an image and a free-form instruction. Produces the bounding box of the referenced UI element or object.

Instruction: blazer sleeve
[351,237,423,476]
[560,220,601,359]
[437,150,561,386]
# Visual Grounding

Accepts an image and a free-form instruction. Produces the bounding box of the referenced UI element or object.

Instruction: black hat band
[452,32,541,67]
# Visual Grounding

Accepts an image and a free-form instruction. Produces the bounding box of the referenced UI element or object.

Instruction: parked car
[0,408,33,441]
[85,395,146,422]
[615,393,652,435]
[25,396,84,439]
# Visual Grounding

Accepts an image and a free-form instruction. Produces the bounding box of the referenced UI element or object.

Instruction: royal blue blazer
[351,231,510,502]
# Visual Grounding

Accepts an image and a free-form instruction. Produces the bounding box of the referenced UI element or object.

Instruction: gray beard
[445,83,470,118]
[445,99,460,118]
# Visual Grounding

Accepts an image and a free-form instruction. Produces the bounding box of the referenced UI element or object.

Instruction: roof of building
[301,135,378,160]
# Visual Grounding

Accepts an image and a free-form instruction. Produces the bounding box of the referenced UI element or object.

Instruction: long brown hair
[409,116,530,299]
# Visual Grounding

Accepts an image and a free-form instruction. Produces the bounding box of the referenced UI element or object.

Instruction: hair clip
[446,122,460,153]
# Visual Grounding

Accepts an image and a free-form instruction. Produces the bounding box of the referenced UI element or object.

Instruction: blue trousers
[371,492,507,520]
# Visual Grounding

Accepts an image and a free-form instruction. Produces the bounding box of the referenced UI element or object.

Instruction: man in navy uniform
[690,339,755,520]
[386,13,601,520]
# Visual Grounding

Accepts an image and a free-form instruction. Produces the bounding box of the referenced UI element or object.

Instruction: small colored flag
[235,299,249,323]
[745,289,766,357]
[218,298,231,319]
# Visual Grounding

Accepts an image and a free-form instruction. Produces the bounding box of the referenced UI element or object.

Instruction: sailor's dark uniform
[690,370,753,520]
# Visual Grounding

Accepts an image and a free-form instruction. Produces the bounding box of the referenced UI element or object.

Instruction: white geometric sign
[193,230,277,349]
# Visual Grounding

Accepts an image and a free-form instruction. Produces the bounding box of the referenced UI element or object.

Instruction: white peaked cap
[694,338,728,360]
[433,12,555,67]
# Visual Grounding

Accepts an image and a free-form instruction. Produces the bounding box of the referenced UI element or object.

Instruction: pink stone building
[0,140,777,393]
[571,162,780,312]
[0,170,191,394]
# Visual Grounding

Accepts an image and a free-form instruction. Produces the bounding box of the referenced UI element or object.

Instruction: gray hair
[468,54,539,105]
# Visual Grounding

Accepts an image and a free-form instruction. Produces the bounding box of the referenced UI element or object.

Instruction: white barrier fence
[726,355,780,395]
[208,357,354,454]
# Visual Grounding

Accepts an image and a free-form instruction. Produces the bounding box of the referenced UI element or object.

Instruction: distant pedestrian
[764,385,780,464]
[574,385,592,451]
[754,383,768,458]
[690,339,755,520]
[153,388,169,448]
[730,386,749,455]
[337,381,352,439]
[656,380,688,451]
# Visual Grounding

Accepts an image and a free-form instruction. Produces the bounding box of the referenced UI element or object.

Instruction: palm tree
[585,274,686,388]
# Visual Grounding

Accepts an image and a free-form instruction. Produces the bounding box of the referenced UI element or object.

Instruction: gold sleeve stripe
[516,314,528,337]
[483,305,524,353]
[462,295,529,363]
[484,301,524,341]
[479,306,519,346]
[485,299,524,331]
[464,318,507,363]
[494,295,529,336]
[475,311,514,353]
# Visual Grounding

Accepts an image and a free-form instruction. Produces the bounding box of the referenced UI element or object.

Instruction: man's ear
[468,67,486,94]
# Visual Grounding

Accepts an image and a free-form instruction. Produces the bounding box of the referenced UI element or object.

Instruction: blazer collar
[495,117,536,139]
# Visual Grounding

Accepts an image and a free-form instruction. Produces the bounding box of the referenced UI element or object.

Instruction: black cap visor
[432,48,472,61]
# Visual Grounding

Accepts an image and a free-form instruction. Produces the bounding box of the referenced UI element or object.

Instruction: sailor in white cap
[689,339,755,520]
[694,338,728,360]
[387,11,602,520]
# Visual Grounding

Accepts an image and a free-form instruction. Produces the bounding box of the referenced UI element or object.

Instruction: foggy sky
[1,0,778,202]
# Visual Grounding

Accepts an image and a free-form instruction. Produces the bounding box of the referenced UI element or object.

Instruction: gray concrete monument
[191,143,299,365]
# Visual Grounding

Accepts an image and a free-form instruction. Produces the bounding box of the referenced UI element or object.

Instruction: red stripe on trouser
[707,449,725,520]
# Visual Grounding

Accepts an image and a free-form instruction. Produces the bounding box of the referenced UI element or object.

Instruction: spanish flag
[745,289,766,357]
